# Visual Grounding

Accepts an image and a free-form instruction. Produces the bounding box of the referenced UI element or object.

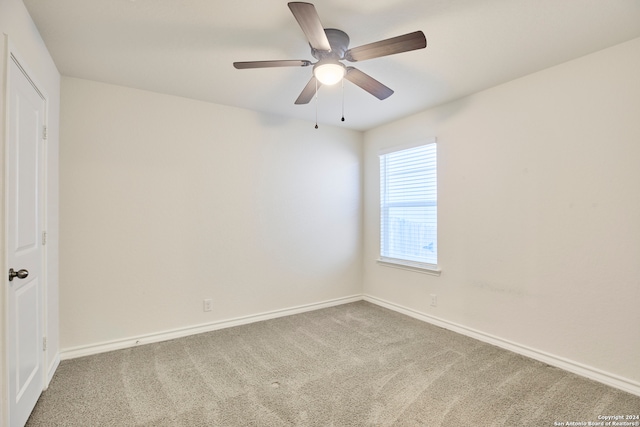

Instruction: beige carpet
[27,301,639,426]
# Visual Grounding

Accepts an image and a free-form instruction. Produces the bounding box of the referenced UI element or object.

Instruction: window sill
[376,258,441,276]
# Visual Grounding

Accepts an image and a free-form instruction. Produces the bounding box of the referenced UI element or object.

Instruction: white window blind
[380,141,437,268]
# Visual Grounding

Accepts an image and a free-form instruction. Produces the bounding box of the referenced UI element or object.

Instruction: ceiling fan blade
[233,60,312,69]
[345,31,426,62]
[295,76,321,104]
[345,67,393,100]
[288,2,331,52]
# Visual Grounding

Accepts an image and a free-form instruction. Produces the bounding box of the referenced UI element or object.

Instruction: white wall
[0,0,61,421]
[59,77,363,351]
[363,38,640,387]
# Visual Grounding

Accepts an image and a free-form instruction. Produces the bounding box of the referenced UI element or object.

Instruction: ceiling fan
[233,2,427,105]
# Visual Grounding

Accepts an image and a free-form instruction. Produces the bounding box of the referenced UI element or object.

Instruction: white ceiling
[24,0,640,131]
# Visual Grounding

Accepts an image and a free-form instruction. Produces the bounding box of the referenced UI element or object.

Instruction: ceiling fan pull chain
[341,78,345,122]
[315,78,319,129]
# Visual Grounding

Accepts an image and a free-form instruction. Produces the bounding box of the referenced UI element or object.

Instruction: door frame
[2,40,50,425]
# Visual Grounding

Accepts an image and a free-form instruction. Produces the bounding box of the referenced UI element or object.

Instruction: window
[379,140,439,274]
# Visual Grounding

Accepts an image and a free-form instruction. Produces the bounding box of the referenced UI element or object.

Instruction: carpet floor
[26,301,640,426]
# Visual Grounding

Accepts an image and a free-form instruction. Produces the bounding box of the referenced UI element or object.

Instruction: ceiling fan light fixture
[313,60,346,85]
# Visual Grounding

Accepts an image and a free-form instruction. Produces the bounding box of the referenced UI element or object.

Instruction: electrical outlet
[430,294,437,307]
[203,299,212,312]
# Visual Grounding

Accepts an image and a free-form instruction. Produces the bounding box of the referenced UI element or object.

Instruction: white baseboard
[363,294,640,397]
[45,353,60,389]
[60,294,363,361]
[59,293,640,398]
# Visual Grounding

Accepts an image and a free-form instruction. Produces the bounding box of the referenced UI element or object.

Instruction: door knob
[8,268,29,282]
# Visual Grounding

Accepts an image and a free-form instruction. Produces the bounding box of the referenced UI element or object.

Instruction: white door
[7,54,46,427]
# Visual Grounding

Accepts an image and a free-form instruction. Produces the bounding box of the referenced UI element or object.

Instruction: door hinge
[43,337,47,351]
[42,231,47,245]
[43,125,48,140]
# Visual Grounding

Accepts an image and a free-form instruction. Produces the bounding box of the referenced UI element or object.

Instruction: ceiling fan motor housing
[311,28,350,60]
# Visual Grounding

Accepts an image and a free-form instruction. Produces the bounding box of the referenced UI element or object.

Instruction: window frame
[377,138,441,276]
